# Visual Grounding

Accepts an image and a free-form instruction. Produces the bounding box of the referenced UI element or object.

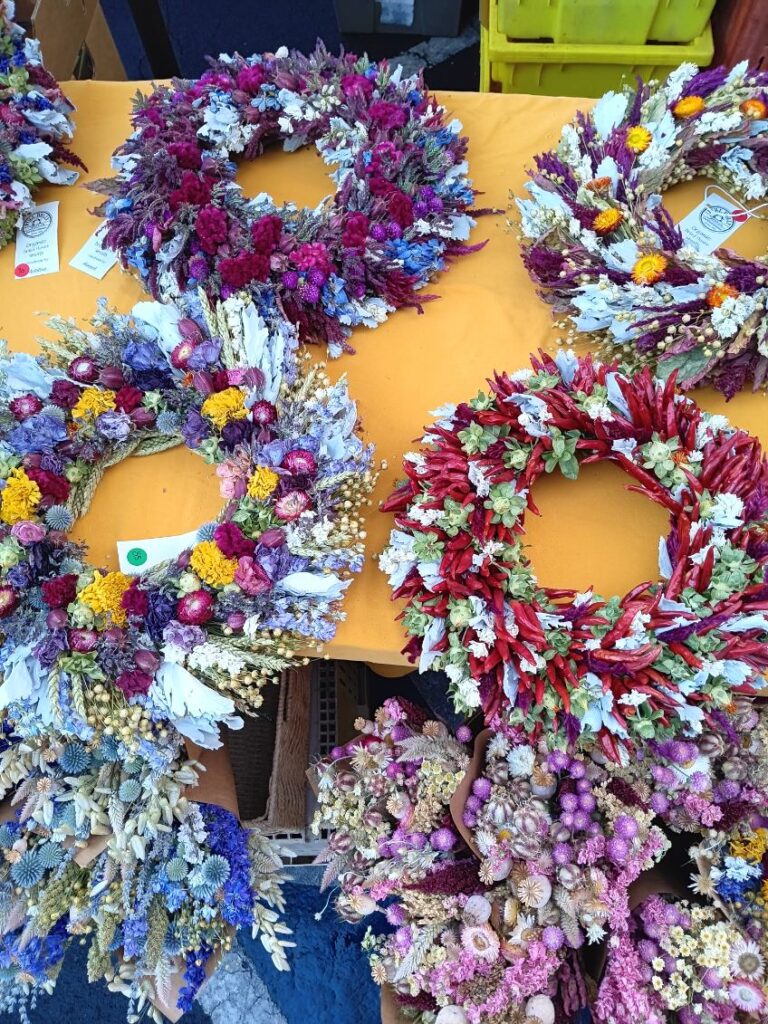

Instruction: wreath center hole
[236,144,333,210]
[523,461,669,597]
[70,446,223,573]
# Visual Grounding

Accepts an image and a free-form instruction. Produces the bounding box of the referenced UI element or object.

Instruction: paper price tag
[69,224,118,279]
[678,190,749,256]
[14,201,59,279]
[117,529,199,575]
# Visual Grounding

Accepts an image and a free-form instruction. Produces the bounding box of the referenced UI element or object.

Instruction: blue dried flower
[37,843,64,869]
[45,505,75,531]
[0,824,15,848]
[118,779,142,803]
[59,742,91,774]
[156,411,181,435]
[201,854,230,888]
[197,522,217,542]
[11,850,45,888]
[166,857,189,882]
[93,735,119,762]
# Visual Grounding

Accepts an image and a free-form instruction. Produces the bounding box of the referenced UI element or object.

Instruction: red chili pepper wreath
[380,350,768,761]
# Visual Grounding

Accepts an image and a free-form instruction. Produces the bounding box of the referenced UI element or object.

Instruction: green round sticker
[127,547,148,567]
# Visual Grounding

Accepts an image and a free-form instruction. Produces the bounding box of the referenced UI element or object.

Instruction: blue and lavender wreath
[516,62,768,398]
[0,733,292,1020]
[90,44,480,355]
[0,292,375,757]
[0,0,83,249]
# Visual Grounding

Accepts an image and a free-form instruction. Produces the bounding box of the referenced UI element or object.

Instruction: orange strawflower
[632,253,668,285]
[626,125,652,153]
[592,208,624,236]
[706,283,740,308]
[586,176,612,192]
[740,98,767,120]
[673,95,705,119]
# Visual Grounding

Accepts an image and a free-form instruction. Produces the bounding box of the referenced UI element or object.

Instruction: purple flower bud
[561,812,575,829]
[408,832,427,851]
[385,904,405,926]
[227,611,246,630]
[462,811,477,828]
[47,609,68,629]
[614,814,639,840]
[134,648,160,674]
[650,792,669,814]
[578,793,596,812]
[465,794,481,813]
[391,724,410,742]
[606,837,628,863]
[282,271,299,289]
[572,810,590,831]
[68,628,99,652]
[385,762,402,779]
[548,750,569,772]
[330,746,346,761]
[404,762,418,778]
[576,778,591,793]
[553,843,572,865]
[568,760,586,780]
[542,925,565,951]
[370,224,387,242]
[430,828,457,852]
[560,792,578,812]
[471,777,492,800]
[456,725,472,743]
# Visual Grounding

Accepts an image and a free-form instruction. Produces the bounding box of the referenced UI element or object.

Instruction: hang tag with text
[69,224,118,279]
[14,201,59,279]
[117,529,199,575]
[678,189,749,255]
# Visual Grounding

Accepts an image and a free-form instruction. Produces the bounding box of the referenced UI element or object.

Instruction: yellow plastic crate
[497,0,716,45]
[481,0,714,97]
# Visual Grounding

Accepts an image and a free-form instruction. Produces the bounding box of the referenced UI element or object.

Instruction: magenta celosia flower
[115,669,153,698]
[236,64,267,94]
[42,576,77,611]
[340,73,373,99]
[213,522,255,559]
[49,379,81,408]
[195,205,229,254]
[177,589,215,624]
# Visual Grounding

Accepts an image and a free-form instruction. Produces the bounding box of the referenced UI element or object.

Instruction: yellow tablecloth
[1,81,766,666]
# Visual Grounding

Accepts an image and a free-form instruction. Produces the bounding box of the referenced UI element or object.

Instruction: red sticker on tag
[732,209,749,223]
[14,263,29,277]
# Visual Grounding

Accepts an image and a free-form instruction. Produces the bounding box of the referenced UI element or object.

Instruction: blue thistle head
[59,742,91,774]
[118,779,142,803]
[202,855,230,888]
[93,735,120,763]
[156,411,181,436]
[196,522,217,542]
[11,850,45,888]
[166,856,189,882]
[45,505,75,532]
[37,843,64,869]
[0,824,16,848]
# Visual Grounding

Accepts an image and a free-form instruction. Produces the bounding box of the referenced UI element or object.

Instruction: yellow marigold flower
[706,282,740,308]
[740,98,767,120]
[200,387,247,430]
[673,95,705,119]
[78,570,130,626]
[592,207,624,236]
[247,465,279,501]
[0,468,41,525]
[632,253,668,285]
[189,541,237,588]
[71,388,117,422]
[731,828,768,862]
[626,125,652,153]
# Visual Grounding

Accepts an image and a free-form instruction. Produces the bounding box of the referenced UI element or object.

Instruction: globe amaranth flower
[115,669,153,698]
[177,589,215,625]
